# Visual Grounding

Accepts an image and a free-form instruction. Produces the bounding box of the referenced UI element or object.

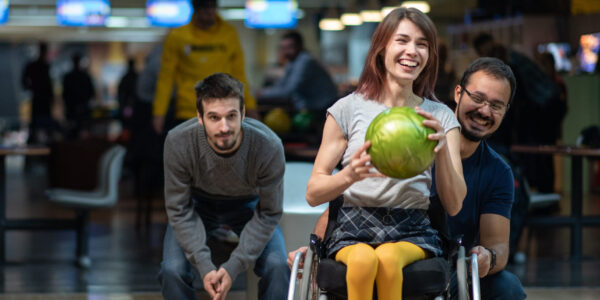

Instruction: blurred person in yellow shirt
[153,0,257,133]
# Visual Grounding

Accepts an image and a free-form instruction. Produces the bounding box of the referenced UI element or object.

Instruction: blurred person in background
[537,51,568,195]
[434,42,457,110]
[21,42,57,144]
[261,45,288,89]
[130,46,166,229]
[257,30,338,113]
[257,30,338,140]
[62,53,94,140]
[153,0,257,135]
[118,58,139,138]
[537,52,568,145]
[473,33,561,193]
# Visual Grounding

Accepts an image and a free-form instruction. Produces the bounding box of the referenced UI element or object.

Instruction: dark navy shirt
[431,140,514,249]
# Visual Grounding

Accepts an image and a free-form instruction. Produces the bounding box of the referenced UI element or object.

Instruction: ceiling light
[319,4,344,31]
[381,6,398,17]
[319,18,344,31]
[360,10,382,22]
[360,0,383,22]
[340,12,361,26]
[401,1,431,13]
[341,0,362,26]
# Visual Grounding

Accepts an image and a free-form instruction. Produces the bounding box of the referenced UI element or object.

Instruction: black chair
[288,195,480,300]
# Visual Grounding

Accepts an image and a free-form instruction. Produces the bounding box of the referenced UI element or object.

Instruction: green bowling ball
[292,111,314,132]
[365,106,436,179]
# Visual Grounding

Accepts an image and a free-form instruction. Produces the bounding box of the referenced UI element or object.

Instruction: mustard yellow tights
[335,241,428,300]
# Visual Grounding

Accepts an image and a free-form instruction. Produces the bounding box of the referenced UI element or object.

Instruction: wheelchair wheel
[457,246,469,300]
[299,246,320,300]
[470,253,481,300]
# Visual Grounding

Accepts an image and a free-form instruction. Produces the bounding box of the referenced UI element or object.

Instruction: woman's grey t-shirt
[327,92,460,209]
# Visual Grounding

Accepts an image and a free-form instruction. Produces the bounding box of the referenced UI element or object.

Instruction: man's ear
[241,107,246,121]
[453,85,462,105]
[197,111,203,125]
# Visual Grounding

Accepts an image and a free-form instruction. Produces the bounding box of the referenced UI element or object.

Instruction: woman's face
[383,19,429,85]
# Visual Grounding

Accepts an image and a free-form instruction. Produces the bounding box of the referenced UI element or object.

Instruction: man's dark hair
[38,42,48,58]
[71,53,82,67]
[282,30,304,50]
[195,73,244,116]
[192,0,217,9]
[473,32,494,54]
[458,57,517,105]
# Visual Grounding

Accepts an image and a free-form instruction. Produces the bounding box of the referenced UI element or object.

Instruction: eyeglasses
[461,86,509,115]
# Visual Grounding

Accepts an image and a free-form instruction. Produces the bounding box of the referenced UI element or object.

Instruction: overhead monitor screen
[577,32,600,73]
[57,0,111,26]
[0,0,8,25]
[245,0,298,29]
[537,42,572,72]
[146,0,192,27]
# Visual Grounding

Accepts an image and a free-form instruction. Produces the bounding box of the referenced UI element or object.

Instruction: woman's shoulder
[329,92,356,112]
[421,98,459,130]
[330,92,381,111]
[421,98,454,114]
[333,92,362,104]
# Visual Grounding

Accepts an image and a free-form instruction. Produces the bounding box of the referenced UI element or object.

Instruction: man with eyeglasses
[288,57,526,299]
[431,57,525,299]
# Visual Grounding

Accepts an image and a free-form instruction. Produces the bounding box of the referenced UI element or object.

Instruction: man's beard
[205,128,238,152]
[458,110,494,142]
[461,124,485,142]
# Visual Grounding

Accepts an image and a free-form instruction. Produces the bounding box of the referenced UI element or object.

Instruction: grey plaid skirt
[325,206,442,258]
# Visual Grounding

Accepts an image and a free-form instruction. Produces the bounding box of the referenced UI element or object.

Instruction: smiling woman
[304,7,466,300]
[382,19,430,88]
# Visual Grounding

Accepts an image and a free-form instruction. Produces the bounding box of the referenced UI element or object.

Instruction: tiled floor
[1,156,599,299]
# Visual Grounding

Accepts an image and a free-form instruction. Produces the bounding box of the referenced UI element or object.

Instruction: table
[511,145,600,260]
[0,146,80,263]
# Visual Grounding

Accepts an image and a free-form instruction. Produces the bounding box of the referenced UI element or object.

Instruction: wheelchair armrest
[310,233,326,258]
[439,233,463,262]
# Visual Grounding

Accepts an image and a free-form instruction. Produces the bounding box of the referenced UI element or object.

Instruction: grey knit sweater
[163,117,285,281]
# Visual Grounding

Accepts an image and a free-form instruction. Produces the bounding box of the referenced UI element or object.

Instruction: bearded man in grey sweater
[158,73,290,300]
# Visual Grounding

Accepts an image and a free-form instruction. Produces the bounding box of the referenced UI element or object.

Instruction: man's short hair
[282,30,304,50]
[195,73,244,116]
[192,0,217,9]
[458,57,517,104]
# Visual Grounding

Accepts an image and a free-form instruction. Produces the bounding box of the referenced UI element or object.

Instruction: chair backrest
[283,162,315,212]
[96,144,127,206]
[282,161,336,213]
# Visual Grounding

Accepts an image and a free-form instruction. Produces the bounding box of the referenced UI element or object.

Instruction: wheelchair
[287,195,481,300]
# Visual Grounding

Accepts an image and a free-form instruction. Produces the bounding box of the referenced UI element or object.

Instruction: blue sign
[57,0,111,27]
[146,0,192,27]
[245,0,298,29]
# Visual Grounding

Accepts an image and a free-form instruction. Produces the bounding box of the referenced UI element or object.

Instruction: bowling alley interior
[0,0,600,299]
